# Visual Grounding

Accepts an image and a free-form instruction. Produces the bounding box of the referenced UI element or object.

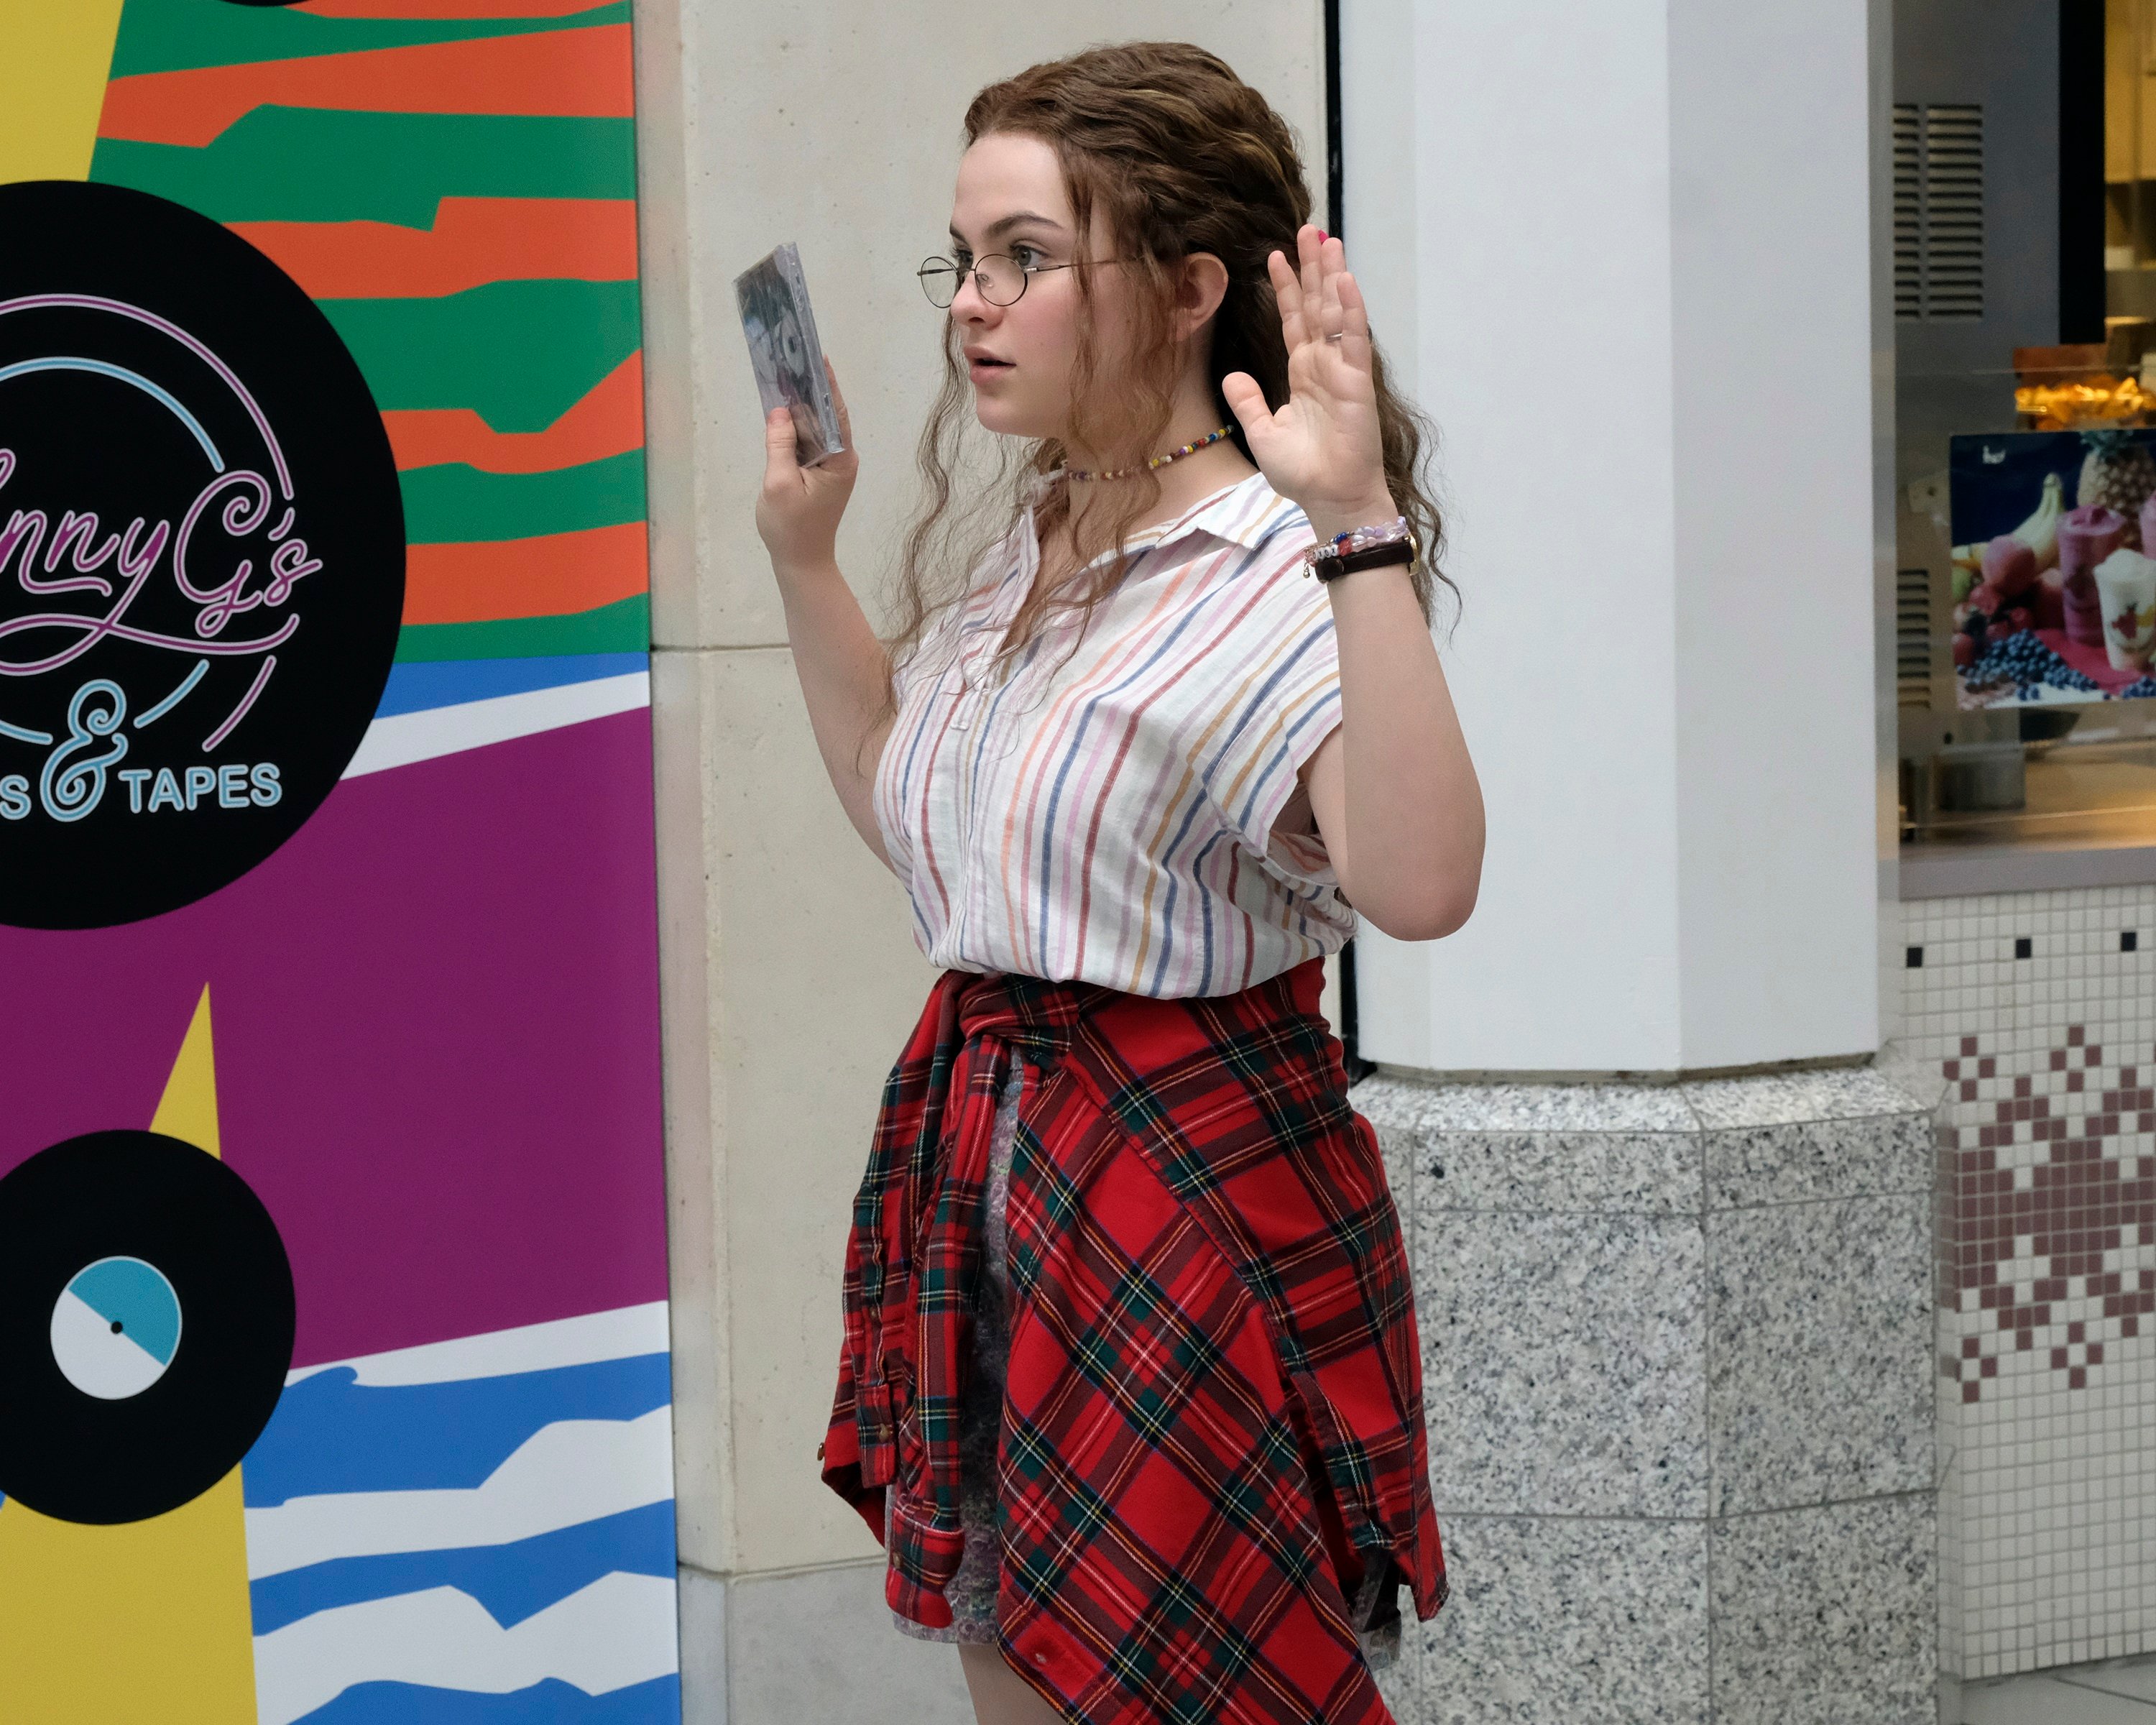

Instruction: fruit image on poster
[0,3,677,1722]
[1948,431,2156,706]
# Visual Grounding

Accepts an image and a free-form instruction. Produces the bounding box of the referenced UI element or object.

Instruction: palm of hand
[1220,226,1391,519]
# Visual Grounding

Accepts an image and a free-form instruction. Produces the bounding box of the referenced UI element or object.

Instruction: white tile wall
[1902,887,2156,1681]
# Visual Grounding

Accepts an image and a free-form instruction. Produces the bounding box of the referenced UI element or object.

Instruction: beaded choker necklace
[1063,423,1235,483]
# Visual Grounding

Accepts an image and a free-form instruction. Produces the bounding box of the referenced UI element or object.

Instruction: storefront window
[1896,1,2156,862]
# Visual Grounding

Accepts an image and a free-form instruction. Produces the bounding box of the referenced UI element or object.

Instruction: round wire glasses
[917,252,1120,308]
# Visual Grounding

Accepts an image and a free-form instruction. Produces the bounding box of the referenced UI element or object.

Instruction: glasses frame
[917,251,1125,309]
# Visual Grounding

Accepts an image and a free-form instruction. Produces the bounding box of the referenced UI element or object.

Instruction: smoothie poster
[1948,431,2156,707]
[0,4,678,1722]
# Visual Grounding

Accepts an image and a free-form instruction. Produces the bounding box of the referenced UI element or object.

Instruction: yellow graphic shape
[152,985,222,1156]
[0,0,126,184]
[0,986,262,1724]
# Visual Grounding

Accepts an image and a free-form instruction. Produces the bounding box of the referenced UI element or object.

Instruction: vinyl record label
[0,1130,296,1525]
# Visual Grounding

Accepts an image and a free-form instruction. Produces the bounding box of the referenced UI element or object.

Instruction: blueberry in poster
[1948,431,2156,707]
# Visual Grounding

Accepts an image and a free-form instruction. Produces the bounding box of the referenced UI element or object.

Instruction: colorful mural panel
[0,2,675,1719]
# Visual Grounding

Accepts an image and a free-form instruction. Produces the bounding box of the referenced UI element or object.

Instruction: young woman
[752,41,1483,1725]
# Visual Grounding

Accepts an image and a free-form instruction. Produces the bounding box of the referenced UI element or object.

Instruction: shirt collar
[1151,471,1291,553]
[1024,469,1294,563]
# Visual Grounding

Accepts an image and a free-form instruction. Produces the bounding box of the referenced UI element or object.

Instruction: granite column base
[1355,1061,1946,1725]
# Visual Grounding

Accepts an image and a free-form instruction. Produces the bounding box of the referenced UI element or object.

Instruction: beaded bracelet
[1300,515,1413,576]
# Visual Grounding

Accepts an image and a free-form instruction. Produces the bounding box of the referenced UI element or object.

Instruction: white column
[1344,0,1881,1075]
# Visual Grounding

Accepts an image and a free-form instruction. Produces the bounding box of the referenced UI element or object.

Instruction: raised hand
[1219,224,1395,535]
[755,356,860,572]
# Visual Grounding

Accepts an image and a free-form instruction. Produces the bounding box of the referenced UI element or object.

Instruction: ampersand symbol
[40,679,129,823]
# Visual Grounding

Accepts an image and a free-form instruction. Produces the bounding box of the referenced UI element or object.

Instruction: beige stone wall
[632,0,1327,1588]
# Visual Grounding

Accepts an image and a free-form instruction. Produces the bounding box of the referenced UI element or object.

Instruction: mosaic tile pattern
[1902,885,2156,1680]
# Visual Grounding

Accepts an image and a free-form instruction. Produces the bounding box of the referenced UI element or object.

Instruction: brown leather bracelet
[1310,537,1415,584]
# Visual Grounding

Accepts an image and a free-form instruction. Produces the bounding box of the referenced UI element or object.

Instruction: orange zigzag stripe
[229,199,637,300]
[382,351,642,474]
[404,520,648,625]
[98,25,632,150]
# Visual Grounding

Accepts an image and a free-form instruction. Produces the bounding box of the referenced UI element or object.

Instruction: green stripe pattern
[90,111,637,229]
[88,0,651,663]
[110,2,630,78]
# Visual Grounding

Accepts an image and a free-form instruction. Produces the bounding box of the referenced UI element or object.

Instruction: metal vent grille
[1897,567,1936,707]
[1894,102,1984,321]
[1893,106,1921,318]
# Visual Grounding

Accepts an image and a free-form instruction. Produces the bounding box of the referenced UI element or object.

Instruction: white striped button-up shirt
[873,471,1352,998]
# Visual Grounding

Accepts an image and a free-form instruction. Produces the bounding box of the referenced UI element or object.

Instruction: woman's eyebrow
[948,211,1067,244]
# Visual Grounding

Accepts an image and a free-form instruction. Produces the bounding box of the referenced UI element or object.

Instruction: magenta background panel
[0,712,666,1368]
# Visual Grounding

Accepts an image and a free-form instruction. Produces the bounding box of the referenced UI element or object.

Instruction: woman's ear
[1175,252,1232,341]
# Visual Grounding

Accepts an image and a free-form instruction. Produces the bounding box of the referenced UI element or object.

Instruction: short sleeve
[1202,553,1345,890]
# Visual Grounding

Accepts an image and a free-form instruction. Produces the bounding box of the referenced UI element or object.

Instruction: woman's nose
[949,271,998,323]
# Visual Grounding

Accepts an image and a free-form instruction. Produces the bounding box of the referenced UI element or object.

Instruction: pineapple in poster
[1949,431,2156,706]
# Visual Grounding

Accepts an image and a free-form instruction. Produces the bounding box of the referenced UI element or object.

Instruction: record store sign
[0,181,404,931]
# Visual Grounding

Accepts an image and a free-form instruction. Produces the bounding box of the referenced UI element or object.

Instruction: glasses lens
[918,259,961,308]
[976,254,1025,305]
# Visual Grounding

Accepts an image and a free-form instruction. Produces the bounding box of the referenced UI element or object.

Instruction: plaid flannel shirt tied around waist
[821,956,1447,1725]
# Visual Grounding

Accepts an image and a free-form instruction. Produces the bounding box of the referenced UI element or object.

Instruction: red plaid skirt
[821,957,1447,1724]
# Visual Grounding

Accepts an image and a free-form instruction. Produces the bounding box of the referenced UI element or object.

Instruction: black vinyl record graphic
[0,1131,296,1525]
[0,180,405,929]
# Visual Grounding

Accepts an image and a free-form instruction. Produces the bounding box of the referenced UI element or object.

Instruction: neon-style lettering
[1,510,46,587]
[38,678,126,822]
[39,510,120,598]
[114,515,169,584]
[264,537,322,604]
[174,469,271,637]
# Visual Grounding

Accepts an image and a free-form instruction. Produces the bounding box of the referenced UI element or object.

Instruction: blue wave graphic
[298,1675,681,1725]
[243,1352,673,1506]
[252,1500,676,1635]
[374,653,648,719]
